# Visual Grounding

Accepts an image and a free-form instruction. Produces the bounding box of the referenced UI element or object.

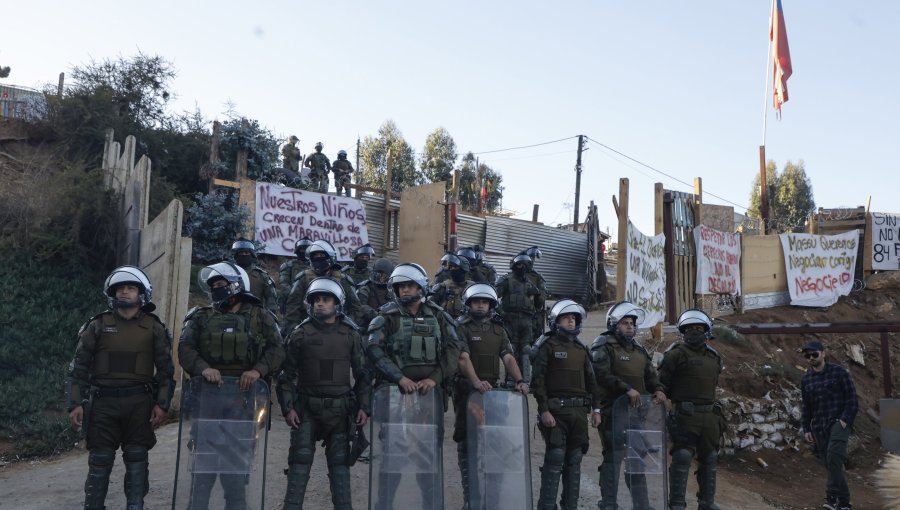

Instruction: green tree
[214,117,280,182]
[44,54,211,195]
[458,152,504,213]
[419,127,457,185]
[359,120,421,192]
[748,159,815,233]
[184,190,254,262]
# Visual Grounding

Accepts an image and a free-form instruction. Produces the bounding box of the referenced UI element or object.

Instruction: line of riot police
[67,236,724,510]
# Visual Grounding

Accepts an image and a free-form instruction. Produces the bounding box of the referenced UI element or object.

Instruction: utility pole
[573,135,585,227]
[355,136,361,197]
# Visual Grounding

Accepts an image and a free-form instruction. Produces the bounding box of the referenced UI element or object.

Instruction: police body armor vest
[285,260,308,285]
[440,279,469,318]
[501,276,534,314]
[390,305,442,371]
[91,312,156,383]
[545,334,587,397]
[344,266,370,285]
[199,307,265,370]
[669,344,720,405]
[310,153,328,171]
[461,317,506,381]
[295,320,353,390]
[605,339,649,396]
[333,159,352,173]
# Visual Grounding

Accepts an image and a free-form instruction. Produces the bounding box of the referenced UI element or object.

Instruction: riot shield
[172,376,270,510]
[368,384,443,510]
[466,389,532,510]
[610,394,667,510]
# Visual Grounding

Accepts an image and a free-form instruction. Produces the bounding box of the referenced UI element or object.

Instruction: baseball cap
[801,340,825,352]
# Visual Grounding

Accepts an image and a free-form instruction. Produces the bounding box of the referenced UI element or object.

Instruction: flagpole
[759,0,776,234]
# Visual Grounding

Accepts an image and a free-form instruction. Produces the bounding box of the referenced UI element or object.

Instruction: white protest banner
[779,230,858,307]
[625,220,666,327]
[872,212,900,271]
[254,182,369,260]
[694,224,741,295]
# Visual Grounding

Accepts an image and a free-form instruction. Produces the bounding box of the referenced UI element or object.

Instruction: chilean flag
[770,0,792,118]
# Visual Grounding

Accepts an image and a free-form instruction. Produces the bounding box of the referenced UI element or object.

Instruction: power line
[585,137,751,212]
[472,136,578,155]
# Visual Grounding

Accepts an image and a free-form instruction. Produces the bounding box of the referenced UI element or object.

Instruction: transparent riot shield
[466,389,532,510]
[172,376,270,510]
[368,384,443,510]
[610,394,667,510]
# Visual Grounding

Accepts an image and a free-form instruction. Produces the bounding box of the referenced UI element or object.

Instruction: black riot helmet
[294,237,313,260]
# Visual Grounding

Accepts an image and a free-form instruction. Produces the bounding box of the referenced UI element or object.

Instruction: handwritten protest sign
[625,221,666,327]
[872,212,900,271]
[254,182,369,260]
[694,225,741,296]
[779,230,858,307]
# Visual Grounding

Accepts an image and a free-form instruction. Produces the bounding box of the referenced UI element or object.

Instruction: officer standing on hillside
[279,238,313,314]
[282,135,302,174]
[658,309,724,510]
[304,142,331,193]
[531,299,603,510]
[801,340,858,510]
[178,262,284,510]
[67,266,175,510]
[332,149,354,197]
[231,239,278,315]
[277,278,371,510]
[590,301,667,510]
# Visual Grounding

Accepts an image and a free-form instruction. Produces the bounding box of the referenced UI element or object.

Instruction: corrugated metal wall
[360,197,590,300]
[360,194,400,262]
[457,213,589,300]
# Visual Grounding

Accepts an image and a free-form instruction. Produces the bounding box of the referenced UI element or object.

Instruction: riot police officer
[357,257,394,330]
[279,238,313,313]
[342,243,375,288]
[590,301,667,510]
[282,135,302,173]
[519,246,550,339]
[496,254,543,381]
[659,309,724,510]
[365,262,463,507]
[428,253,474,319]
[231,239,278,315]
[333,149,354,197]
[531,300,603,510]
[277,278,371,510]
[67,266,175,510]
[471,245,497,284]
[177,262,285,510]
[453,283,528,505]
[304,142,331,193]
[283,240,362,331]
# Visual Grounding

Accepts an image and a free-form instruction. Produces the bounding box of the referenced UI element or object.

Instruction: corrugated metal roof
[360,194,400,262]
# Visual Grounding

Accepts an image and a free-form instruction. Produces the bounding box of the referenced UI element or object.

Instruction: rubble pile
[719,386,803,455]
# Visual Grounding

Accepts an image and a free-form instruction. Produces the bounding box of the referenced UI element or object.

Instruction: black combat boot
[283,463,312,510]
[84,448,115,510]
[123,445,148,510]
[696,454,721,510]
[668,449,692,510]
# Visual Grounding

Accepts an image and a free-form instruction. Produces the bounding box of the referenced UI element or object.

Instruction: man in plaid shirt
[800,340,859,510]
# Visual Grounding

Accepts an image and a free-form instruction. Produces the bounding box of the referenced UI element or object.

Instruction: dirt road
[0,310,780,509]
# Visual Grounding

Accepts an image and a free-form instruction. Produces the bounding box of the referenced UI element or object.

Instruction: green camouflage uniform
[282,141,301,172]
[305,151,331,193]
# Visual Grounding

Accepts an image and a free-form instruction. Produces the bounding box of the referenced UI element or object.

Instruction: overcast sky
[4,1,898,239]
